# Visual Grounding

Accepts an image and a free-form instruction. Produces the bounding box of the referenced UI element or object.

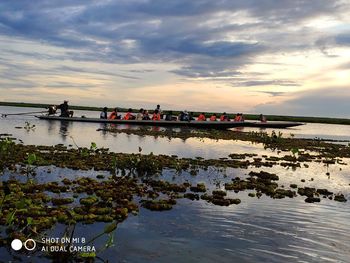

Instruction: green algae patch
[52,198,74,206]
[190,183,206,192]
[141,199,175,211]
[80,196,99,206]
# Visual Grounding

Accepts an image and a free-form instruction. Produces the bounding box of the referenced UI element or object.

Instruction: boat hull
[35,115,303,129]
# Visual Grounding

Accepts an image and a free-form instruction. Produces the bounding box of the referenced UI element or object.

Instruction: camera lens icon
[24,239,36,251]
[11,239,23,251]
[11,238,36,251]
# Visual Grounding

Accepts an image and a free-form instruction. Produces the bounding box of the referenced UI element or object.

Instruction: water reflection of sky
[1,106,350,262]
[2,106,350,159]
[2,165,349,263]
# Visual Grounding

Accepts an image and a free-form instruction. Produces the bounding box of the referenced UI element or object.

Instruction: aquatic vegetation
[0,137,348,260]
[190,183,206,192]
[305,197,321,203]
[14,122,36,131]
[141,199,175,211]
[334,194,347,202]
[99,127,350,161]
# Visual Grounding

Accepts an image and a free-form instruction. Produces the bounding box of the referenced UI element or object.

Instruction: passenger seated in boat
[136,108,144,120]
[152,109,161,121]
[189,112,195,121]
[234,113,244,122]
[259,114,267,122]
[48,105,57,115]
[234,113,241,122]
[100,107,108,119]
[108,108,121,119]
[210,113,217,121]
[123,108,135,120]
[142,110,151,120]
[220,112,229,121]
[197,113,206,121]
[57,100,74,117]
[165,111,176,121]
[179,111,190,121]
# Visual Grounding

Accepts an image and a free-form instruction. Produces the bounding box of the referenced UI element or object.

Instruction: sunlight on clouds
[1,0,350,117]
[120,82,269,112]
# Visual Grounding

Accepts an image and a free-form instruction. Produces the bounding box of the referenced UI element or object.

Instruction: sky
[0,0,349,117]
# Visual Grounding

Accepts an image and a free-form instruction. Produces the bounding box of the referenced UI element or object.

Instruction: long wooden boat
[36,115,303,129]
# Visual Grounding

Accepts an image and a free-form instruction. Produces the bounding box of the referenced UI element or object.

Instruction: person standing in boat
[197,112,206,121]
[152,109,161,121]
[57,100,74,117]
[100,107,108,119]
[155,104,162,117]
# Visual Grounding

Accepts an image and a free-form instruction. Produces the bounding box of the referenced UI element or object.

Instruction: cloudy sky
[0,0,349,117]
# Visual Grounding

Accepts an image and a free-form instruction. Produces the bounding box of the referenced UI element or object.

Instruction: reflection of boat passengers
[57,100,74,117]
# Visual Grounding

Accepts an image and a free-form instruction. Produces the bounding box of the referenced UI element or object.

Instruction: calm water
[1,106,350,262]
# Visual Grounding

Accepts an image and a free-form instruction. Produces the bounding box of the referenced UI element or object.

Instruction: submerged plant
[25,153,38,176]
[24,121,36,131]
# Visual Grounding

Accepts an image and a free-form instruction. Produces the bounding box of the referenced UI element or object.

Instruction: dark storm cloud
[0,0,349,79]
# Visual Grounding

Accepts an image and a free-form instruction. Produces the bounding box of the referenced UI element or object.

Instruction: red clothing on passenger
[108,111,117,120]
[197,114,206,121]
[152,113,161,121]
[220,115,228,121]
[234,115,242,122]
[123,112,133,120]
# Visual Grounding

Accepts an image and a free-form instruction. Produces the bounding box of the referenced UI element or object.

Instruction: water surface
[0,106,349,262]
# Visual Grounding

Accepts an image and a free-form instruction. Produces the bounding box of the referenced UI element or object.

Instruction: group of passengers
[197,112,245,122]
[100,105,163,121]
[100,105,259,122]
[55,101,266,122]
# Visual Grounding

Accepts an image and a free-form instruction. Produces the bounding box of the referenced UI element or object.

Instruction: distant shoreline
[1,101,350,125]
